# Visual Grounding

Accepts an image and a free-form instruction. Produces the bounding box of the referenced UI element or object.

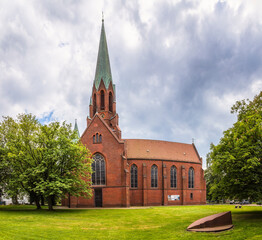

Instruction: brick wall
[128,159,206,206]
[63,115,206,208]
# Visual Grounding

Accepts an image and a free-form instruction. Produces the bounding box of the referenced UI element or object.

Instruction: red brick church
[64,19,206,207]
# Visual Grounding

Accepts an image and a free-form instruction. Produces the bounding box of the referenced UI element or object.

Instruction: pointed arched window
[92,153,106,185]
[188,167,194,189]
[100,90,105,110]
[170,166,177,188]
[93,133,102,143]
[151,165,158,188]
[109,92,113,112]
[130,164,138,188]
[93,93,97,116]
[96,133,99,142]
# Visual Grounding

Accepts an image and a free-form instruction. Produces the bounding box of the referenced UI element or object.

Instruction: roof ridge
[124,138,193,145]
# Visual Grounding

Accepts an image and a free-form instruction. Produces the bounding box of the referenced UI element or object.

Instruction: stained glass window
[92,153,106,185]
[130,164,138,188]
[188,167,194,188]
[151,165,158,188]
[170,166,177,188]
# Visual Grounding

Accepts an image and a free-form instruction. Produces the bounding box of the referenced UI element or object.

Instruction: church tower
[88,18,121,139]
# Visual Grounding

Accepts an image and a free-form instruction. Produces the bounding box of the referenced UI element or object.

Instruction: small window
[170,166,177,188]
[93,94,97,116]
[93,133,102,144]
[130,164,138,188]
[190,193,193,200]
[109,92,113,112]
[96,133,99,142]
[101,90,105,110]
[188,167,194,189]
[151,165,158,188]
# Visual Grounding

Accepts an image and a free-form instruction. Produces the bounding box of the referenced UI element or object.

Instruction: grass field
[0,205,262,240]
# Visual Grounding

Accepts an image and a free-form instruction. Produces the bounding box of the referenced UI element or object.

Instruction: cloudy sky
[1,0,262,167]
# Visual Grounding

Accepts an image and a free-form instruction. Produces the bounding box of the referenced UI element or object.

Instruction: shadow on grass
[0,205,92,214]
[0,205,39,211]
[233,210,262,220]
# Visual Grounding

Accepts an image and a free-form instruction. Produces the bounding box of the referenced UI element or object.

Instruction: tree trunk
[12,195,18,205]
[41,195,45,206]
[48,196,53,211]
[51,195,56,206]
[35,195,41,210]
[29,192,34,205]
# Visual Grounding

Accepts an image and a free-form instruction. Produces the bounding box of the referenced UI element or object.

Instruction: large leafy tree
[0,115,23,204]
[0,113,92,210]
[207,91,262,202]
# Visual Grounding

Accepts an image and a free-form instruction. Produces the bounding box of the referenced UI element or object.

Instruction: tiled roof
[125,139,201,163]
[94,19,113,91]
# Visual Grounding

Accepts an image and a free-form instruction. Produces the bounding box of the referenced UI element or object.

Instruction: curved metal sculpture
[187,211,233,232]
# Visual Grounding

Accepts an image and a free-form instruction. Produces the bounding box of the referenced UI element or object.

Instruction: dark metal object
[187,211,233,232]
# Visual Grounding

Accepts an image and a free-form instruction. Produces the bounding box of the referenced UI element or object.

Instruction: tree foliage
[206,91,262,202]
[0,113,92,210]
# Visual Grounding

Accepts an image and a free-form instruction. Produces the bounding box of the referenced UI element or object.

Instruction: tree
[36,121,93,210]
[207,91,262,202]
[0,113,92,210]
[0,115,24,205]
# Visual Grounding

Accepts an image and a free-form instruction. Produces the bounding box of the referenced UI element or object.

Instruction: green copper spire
[74,119,80,138]
[94,18,113,90]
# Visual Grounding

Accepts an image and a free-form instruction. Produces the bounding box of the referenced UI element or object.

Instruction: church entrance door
[94,188,102,207]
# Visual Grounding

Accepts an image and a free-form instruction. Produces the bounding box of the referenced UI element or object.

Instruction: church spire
[88,19,121,139]
[94,17,113,90]
[74,119,80,138]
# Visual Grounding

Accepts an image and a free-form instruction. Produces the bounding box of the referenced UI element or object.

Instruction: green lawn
[0,205,262,240]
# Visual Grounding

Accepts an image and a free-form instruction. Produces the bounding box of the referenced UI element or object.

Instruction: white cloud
[0,0,262,168]
[251,79,262,94]
[122,21,141,49]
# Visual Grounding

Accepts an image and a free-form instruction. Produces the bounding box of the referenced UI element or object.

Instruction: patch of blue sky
[38,111,54,125]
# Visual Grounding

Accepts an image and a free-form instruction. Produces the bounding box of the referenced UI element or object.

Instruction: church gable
[81,114,123,148]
